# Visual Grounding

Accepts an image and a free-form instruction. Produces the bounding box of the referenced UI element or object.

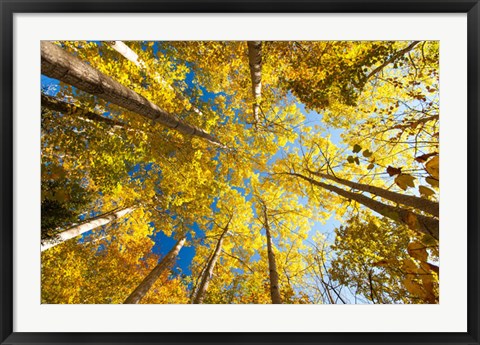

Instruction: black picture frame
[1,1,479,344]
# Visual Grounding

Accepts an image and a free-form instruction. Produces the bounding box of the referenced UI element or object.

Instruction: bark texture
[41,206,135,251]
[41,41,223,147]
[247,41,262,125]
[124,237,186,304]
[309,171,439,217]
[192,224,230,304]
[263,207,283,304]
[292,173,439,240]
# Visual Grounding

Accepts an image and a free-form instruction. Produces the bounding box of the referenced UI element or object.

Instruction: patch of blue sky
[250,250,261,263]
[150,231,193,276]
[210,197,220,213]
[297,102,344,148]
[41,75,60,96]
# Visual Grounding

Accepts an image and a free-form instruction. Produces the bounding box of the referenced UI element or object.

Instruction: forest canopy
[40,40,439,304]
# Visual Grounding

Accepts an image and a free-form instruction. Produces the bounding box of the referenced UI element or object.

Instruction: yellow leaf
[425,177,439,188]
[405,211,420,231]
[419,185,435,197]
[403,277,427,299]
[401,258,420,274]
[407,241,428,262]
[425,156,439,179]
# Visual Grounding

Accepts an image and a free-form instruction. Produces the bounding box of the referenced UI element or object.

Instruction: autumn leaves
[41,41,439,304]
[41,41,224,147]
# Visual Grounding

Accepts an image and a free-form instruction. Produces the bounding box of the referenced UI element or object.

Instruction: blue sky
[41,44,349,301]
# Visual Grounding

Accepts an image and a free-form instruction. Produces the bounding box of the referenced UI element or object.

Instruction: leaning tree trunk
[192,224,230,304]
[108,41,204,117]
[247,41,262,125]
[263,207,283,304]
[124,237,186,304]
[41,206,135,251]
[292,173,439,240]
[309,170,439,217]
[41,41,224,147]
[42,93,126,129]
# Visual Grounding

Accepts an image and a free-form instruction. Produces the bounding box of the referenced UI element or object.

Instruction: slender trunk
[247,41,262,125]
[263,207,282,304]
[41,93,126,129]
[124,237,186,304]
[192,225,230,304]
[109,41,145,69]
[365,41,420,81]
[309,171,439,217]
[367,271,379,304]
[108,41,204,117]
[41,41,224,147]
[292,173,439,240]
[41,206,135,251]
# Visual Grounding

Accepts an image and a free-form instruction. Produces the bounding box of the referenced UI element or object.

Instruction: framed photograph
[1,1,479,344]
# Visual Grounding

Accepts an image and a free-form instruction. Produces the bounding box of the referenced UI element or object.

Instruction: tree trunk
[124,237,186,304]
[42,93,126,129]
[109,41,145,69]
[426,262,440,275]
[309,171,439,217]
[292,173,439,240]
[192,224,230,304]
[109,41,205,118]
[247,41,262,125]
[41,206,135,251]
[263,207,283,304]
[41,41,224,147]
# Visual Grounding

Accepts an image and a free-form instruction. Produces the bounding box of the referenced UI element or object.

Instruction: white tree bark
[109,41,146,69]
[41,206,135,252]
